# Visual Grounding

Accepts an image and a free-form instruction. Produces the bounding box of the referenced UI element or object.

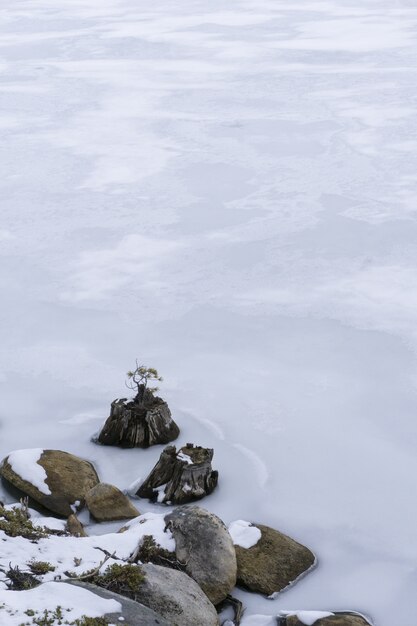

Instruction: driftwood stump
[136,444,218,504]
[96,388,179,448]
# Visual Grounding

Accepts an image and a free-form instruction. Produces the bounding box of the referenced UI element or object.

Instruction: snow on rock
[177,451,193,464]
[228,520,261,548]
[121,512,176,551]
[279,611,335,625]
[0,581,121,625]
[6,449,51,495]
[0,509,175,589]
[126,476,142,497]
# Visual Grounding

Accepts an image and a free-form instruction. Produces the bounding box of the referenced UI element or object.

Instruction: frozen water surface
[1,0,417,624]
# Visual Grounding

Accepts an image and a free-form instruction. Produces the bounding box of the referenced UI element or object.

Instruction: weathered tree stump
[136,444,218,504]
[95,387,180,448]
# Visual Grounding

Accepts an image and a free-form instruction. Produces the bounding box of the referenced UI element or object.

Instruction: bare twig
[63,551,116,581]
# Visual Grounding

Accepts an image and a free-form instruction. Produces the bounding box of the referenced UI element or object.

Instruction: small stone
[66,513,88,537]
[85,483,140,522]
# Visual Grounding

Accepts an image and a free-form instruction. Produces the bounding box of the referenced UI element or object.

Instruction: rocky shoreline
[0,384,374,626]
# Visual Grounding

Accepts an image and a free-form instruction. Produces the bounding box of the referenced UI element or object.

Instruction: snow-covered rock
[0,581,120,625]
[278,612,372,626]
[0,508,175,589]
[0,449,100,516]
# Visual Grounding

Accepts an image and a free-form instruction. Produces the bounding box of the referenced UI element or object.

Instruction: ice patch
[126,476,142,497]
[229,520,261,549]
[241,615,276,626]
[6,449,51,495]
[232,443,269,488]
[59,411,103,425]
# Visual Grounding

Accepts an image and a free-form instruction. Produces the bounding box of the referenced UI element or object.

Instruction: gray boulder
[0,449,100,516]
[85,482,140,521]
[119,563,219,626]
[165,505,237,605]
[232,522,315,596]
[66,580,171,625]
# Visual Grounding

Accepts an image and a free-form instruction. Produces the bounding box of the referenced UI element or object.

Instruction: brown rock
[85,483,140,522]
[0,449,100,516]
[66,513,88,537]
[234,523,315,596]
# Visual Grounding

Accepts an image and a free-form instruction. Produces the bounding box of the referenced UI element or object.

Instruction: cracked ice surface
[1,0,417,624]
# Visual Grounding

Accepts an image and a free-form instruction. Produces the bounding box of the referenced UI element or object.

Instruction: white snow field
[1,0,417,624]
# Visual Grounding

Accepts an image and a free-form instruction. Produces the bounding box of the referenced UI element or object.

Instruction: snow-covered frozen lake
[1,0,417,623]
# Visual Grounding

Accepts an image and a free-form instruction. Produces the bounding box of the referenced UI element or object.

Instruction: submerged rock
[0,449,100,516]
[96,390,179,448]
[232,522,315,596]
[136,443,218,504]
[85,483,139,521]
[278,612,372,626]
[165,505,237,605]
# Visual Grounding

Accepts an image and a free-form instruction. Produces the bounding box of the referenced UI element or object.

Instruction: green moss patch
[138,535,182,570]
[93,563,145,599]
[0,505,49,541]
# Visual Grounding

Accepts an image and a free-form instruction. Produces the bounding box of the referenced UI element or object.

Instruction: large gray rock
[165,505,237,605]
[85,483,140,521]
[114,563,219,626]
[232,522,315,596]
[66,580,171,625]
[278,612,372,626]
[0,449,100,516]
